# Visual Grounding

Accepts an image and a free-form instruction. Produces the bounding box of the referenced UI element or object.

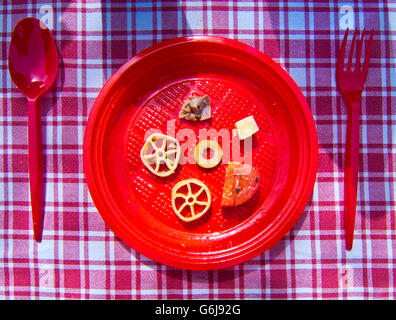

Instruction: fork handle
[345,99,361,250]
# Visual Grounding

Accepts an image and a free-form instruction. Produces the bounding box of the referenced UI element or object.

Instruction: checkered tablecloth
[0,0,395,300]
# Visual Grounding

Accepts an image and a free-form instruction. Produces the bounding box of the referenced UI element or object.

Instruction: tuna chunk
[179,95,212,121]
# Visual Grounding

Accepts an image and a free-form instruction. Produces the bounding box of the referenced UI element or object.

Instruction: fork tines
[337,28,374,77]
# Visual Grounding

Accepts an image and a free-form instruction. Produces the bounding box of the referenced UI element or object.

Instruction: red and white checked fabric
[0,0,395,299]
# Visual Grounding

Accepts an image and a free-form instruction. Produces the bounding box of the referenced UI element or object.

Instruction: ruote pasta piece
[171,179,211,222]
[140,133,181,177]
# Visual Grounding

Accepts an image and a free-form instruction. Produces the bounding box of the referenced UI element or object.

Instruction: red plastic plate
[83,36,318,270]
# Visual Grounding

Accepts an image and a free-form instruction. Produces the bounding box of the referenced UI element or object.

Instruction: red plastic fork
[336,28,374,250]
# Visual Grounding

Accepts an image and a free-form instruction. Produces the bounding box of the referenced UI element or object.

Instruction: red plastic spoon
[8,17,58,242]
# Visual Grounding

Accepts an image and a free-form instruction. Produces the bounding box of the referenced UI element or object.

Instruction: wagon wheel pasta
[140,133,181,177]
[171,179,211,222]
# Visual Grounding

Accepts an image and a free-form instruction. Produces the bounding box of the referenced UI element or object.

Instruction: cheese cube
[235,116,259,140]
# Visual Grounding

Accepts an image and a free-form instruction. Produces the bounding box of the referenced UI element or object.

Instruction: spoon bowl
[9,17,58,99]
[8,17,58,242]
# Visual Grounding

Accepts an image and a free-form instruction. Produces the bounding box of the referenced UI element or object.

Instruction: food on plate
[171,178,211,222]
[179,95,212,121]
[194,140,222,169]
[221,162,260,207]
[140,133,181,177]
[235,115,259,140]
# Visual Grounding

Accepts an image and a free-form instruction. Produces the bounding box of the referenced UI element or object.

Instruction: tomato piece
[221,162,259,207]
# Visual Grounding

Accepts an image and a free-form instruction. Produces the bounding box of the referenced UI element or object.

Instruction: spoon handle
[28,98,44,242]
